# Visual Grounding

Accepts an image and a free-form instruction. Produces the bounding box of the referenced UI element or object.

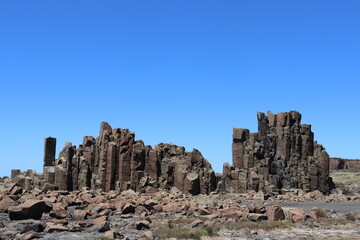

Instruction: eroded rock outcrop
[9,110,336,195]
[45,122,216,195]
[219,111,334,194]
[330,158,360,170]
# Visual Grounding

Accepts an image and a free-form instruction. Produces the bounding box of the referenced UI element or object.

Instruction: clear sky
[1,1,360,177]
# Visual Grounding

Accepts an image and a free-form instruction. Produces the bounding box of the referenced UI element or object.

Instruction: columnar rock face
[10,111,335,195]
[49,122,216,195]
[10,169,43,191]
[44,137,56,166]
[219,111,334,194]
[43,137,56,184]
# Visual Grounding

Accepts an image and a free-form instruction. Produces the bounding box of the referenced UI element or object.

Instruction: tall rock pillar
[43,137,56,184]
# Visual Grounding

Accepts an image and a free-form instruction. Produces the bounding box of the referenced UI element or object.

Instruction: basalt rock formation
[218,111,334,194]
[10,111,335,195]
[42,122,216,195]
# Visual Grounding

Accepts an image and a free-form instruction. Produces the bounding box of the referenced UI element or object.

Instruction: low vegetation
[345,212,357,222]
[330,169,360,186]
[154,224,219,239]
[318,217,355,225]
[217,221,294,231]
[314,208,328,219]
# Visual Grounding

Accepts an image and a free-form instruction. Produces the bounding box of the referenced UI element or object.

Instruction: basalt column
[43,137,56,184]
[222,111,334,194]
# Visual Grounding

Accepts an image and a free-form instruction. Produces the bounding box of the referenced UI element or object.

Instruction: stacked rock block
[47,122,216,195]
[221,111,333,194]
[10,169,44,191]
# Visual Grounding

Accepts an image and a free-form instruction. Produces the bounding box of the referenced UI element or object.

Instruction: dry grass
[318,218,353,225]
[154,224,219,239]
[217,221,294,231]
[345,212,357,222]
[313,208,328,219]
[330,169,360,186]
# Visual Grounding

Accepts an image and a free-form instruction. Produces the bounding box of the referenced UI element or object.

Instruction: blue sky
[1,1,360,177]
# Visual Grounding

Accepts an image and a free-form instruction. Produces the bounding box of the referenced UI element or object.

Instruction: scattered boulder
[49,207,68,219]
[190,219,203,228]
[9,200,47,220]
[122,202,136,214]
[265,205,285,221]
[289,208,306,223]
[73,210,89,220]
[16,231,42,240]
[248,213,267,222]
[44,224,68,233]
[103,230,116,239]
[0,196,17,212]
[136,220,150,230]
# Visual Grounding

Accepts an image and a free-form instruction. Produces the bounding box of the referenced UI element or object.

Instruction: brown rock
[41,219,68,229]
[248,213,267,222]
[289,208,306,222]
[44,224,68,233]
[122,203,136,214]
[190,219,203,228]
[306,208,329,220]
[144,199,158,210]
[49,207,68,219]
[162,203,180,213]
[92,216,108,226]
[41,183,56,193]
[8,185,23,195]
[265,205,285,221]
[16,231,41,240]
[138,230,154,240]
[136,220,150,230]
[0,196,17,211]
[103,230,115,239]
[9,200,47,220]
[73,210,89,220]
[184,172,200,195]
[152,204,163,212]
[98,222,111,232]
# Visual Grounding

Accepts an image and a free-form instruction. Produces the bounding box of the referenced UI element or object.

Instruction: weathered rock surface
[219,111,334,194]
[0,187,359,240]
[8,111,336,196]
[8,200,47,220]
[40,122,216,195]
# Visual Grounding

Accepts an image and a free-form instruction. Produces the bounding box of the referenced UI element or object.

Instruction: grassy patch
[330,170,360,188]
[218,221,294,231]
[314,208,328,219]
[345,212,357,222]
[319,218,353,225]
[154,225,219,239]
